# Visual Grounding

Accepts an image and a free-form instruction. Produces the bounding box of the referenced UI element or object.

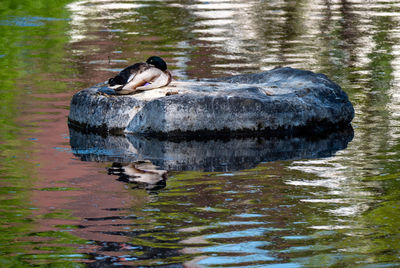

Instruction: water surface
[1,0,400,267]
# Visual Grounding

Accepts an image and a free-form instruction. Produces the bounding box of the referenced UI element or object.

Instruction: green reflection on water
[0,0,88,266]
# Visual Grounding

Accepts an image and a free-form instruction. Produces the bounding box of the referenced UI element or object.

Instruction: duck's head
[146,56,167,71]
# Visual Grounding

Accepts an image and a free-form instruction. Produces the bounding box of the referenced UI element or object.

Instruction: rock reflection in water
[69,125,354,172]
[108,161,167,191]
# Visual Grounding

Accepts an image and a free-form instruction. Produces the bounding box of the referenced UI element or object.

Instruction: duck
[108,161,167,190]
[108,56,172,95]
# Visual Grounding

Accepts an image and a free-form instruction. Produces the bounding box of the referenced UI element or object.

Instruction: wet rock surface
[68,67,354,137]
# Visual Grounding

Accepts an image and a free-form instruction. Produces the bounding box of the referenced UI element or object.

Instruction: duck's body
[108,56,172,95]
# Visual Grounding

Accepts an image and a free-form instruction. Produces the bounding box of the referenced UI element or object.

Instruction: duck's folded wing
[108,62,145,90]
[135,70,172,91]
[117,68,167,94]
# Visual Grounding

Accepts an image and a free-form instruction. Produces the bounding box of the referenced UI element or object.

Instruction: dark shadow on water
[86,241,183,268]
[69,125,354,173]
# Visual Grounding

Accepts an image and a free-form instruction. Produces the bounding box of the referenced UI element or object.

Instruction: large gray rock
[68,67,354,137]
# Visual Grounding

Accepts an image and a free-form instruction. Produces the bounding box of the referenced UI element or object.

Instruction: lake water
[1,0,400,267]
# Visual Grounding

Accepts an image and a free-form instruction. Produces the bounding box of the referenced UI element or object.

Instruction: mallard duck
[108,161,167,190]
[108,56,172,95]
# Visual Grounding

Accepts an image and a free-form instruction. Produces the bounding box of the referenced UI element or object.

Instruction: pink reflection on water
[19,91,149,260]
